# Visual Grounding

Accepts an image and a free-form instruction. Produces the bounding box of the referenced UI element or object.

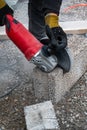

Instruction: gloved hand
[45,13,71,72]
[46,25,67,53]
[40,25,67,53]
[51,26,67,49]
[0,1,13,26]
[45,13,67,50]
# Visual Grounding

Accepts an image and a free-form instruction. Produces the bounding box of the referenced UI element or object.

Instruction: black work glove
[0,4,13,26]
[51,26,67,50]
[45,25,67,52]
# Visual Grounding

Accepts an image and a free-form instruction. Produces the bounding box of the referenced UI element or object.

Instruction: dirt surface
[0,0,87,130]
[0,71,87,130]
[55,73,87,130]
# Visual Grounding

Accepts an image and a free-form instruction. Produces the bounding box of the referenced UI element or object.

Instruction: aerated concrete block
[32,36,87,103]
[24,101,60,130]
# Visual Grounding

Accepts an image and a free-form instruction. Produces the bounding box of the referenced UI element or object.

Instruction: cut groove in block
[24,101,60,130]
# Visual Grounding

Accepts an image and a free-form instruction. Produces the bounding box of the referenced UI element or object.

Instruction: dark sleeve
[29,0,62,15]
[43,0,62,15]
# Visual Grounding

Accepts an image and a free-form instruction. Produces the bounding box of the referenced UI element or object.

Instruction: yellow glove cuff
[45,13,59,28]
[0,0,6,9]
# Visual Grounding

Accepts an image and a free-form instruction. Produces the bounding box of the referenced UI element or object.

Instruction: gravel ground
[55,72,87,130]
[0,0,87,130]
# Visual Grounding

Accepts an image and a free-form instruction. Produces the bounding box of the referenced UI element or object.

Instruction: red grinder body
[5,15,43,60]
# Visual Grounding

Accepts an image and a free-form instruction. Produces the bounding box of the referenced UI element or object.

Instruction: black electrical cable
[0,80,21,99]
[0,64,21,99]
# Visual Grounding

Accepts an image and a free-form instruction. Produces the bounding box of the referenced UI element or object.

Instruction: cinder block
[24,101,60,130]
[32,36,87,103]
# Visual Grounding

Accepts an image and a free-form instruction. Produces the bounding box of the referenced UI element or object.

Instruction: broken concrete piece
[24,101,60,130]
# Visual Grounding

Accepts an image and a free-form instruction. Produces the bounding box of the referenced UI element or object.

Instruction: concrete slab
[32,35,87,103]
[24,101,60,130]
